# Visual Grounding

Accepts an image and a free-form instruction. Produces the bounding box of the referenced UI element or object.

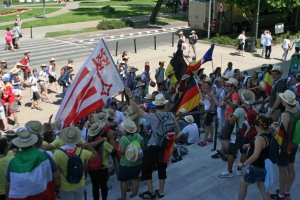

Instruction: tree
[149,0,164,24]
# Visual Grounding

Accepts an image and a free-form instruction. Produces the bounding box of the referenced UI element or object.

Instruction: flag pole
[211,59,215,73]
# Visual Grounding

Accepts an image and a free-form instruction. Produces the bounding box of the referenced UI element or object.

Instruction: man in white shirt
[282,36,291,61]
[178,115,199,144]
[260,31,266,57]
[223,62,234,78]
[264,30,272,59]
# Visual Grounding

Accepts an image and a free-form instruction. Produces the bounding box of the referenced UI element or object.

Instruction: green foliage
[101,5,115,13]
[97,19,134,30]
[205,34,237,46]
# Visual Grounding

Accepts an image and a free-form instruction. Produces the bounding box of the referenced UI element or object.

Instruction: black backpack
[60,148,84,184]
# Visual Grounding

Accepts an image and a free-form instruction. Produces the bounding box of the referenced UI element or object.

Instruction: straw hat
[120,118,137,133]
[125,106,138,120]
[88,122,105,137]
[60,127,81,145]
[226,78,238,88]
[128,67,138,73]
[191,30,196,34]
[123,55,129,60]
[125,141,140,162]
[271,64,282,73]
[40,64,47,68]
[152,94,168,106]
[136,81,145,87]
[67,64,73,68]
[0,60,6,63]
[25,120,44,135]
[184,115,194,123]
[12,130,38,148]
[179,108,187,114]
[279,90,296,105]
[106,108,115,119]
[15,62,23,66]
[144,94,153,100]
[24,50,30,54]
[178,31,183,35]
[11,68,20,75]
[50,57,56,62]
[238,89,255,105]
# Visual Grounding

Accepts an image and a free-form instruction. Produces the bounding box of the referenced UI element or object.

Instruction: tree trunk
[149,0,164,25]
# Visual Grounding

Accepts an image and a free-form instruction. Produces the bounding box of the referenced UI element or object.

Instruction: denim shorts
[243,165,266,184]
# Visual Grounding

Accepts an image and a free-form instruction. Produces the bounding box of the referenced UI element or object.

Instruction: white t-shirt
[260,34,265,45]
[223,68,234,77]
[80,127,88,142]
[182,123,199,144]
[264,34,272,46]
[282,39,290,49]
[27,76,38,92]
[38,70,48,82]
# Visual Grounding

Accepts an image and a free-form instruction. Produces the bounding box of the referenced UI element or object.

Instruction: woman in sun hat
[118,118,143,200]
[87,121,113,200]
[7,130,58,200]
[270,90,299,200]
[133,81,145,104]
[53,127,97,199]
[10,67,23,106]
[237,114,273,200]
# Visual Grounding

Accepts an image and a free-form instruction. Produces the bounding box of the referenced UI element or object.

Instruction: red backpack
[240,106,258,141]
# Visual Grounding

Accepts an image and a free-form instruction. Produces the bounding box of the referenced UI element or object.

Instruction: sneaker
[14,123,20,129]
[155,189,165,199]
[270,194,285,200]
[233,168,243,176]
[218,171,234,178]
[139,191,156,199]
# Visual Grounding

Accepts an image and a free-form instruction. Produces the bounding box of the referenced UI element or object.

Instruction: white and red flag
[56,38,124,127]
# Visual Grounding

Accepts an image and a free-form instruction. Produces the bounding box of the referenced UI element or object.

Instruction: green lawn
[0,8,60,23]
[13,4,66,7]
[45,27,98,37]
[80,0,157,7]
[8,6,168,29]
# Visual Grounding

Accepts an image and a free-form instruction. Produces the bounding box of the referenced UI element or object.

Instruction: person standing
[264,31,272,59]
[4,27,14,51]
[141,62,152,97]
[20,51,31,80]
[237,30,246,57]
[15,15,22,28]
[281,36,291,61]
[0,138,13,200]
[12,23,21,49]
[38,64,52,103]
[155,61,165,86]
[48,58,59,93]
[60,64,74,98]
[27,69,42,110]
[188,30,198,58]
[291,34,300,51]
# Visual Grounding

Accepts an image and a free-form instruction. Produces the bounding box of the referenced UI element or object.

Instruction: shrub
[97,19,135,30]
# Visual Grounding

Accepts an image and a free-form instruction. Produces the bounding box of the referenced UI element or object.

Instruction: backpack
[260,133,279,164]
[240,106,258,141]
[286,111,300,144]
[124,135,143,163]
[154,112,176,147]
[60,148,84,184]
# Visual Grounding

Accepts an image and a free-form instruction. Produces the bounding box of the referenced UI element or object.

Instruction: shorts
[244,165,266,184]
[204,112,214,126]
[0,106,5,120]
[13,89,22,97]
[8,102,18,114]
[227,135,246,156]
[277,146,298,167]
[32,92,40,100]
[39,82,47,92]
[118,165,141,182]
[49,75,56,83]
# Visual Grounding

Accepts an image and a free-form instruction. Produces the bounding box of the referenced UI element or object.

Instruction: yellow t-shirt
[102,142,113,168]
[0,156,13,195]
[53,148,92,192]
[51,138,85,149]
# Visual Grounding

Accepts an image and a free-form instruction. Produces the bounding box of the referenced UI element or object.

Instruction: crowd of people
[4,15,22,52]
[0,31,300,200]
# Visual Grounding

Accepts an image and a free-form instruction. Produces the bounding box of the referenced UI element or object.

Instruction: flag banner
[175,75,202,113]
[263,72,273,96]
[56,38,124,127]
[187,44,214,75]
[275,123,291,154]
[165,46,188,83]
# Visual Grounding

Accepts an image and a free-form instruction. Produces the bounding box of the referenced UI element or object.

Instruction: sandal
[197,141,207,147]
[139,191,156,199]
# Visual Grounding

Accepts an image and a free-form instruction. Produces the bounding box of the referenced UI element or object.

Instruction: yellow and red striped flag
[263,72,273,96]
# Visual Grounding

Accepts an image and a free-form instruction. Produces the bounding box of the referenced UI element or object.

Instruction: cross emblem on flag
[56,38,124,127]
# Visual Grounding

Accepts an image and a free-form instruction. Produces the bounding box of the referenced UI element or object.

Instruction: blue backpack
[60,148,84,184]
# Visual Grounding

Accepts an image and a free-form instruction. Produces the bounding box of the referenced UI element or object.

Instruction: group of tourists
[0,33,300,200]
[4,15,22,51]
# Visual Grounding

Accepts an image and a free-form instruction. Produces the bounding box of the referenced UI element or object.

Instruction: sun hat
[128,67,138,73]
[184,115,194,123]
[178,31,183,35]
[125,141,141,162]
[191,30,196,34]
[279,90,296,105]
[60,127,81,145]
[88,122,105,137]
[136,81,145,87]
[226,78,238,88]
[67,64,73,68]
[25,120,44,135]
[50,57,56,62]
[179,108,187,114]
[12,130,38,148]
[97,112,108,122]
[15,62,24,66]
[11,68,20,74]
[106,108,115,119]
[271,64,282,73]
[120,118,137,133]
[123,55,129,60]
[24,50,30,54]
[125,106,138,120]
[238,89,255,105]
[144,94,153,100]
[152,94,168,106]
[40,64,47,68]
[0,60,6,63]
[3,130,17,138]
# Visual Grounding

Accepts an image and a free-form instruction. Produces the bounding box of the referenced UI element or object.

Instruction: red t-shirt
[225,91,240,119]
[2,84,17,103]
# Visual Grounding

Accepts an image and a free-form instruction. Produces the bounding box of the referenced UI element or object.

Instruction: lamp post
[255,0,261,39]
[207,0,212,38]
[42,0,46,18]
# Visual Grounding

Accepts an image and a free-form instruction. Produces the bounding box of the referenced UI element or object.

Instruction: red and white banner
[56,38,124,127]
